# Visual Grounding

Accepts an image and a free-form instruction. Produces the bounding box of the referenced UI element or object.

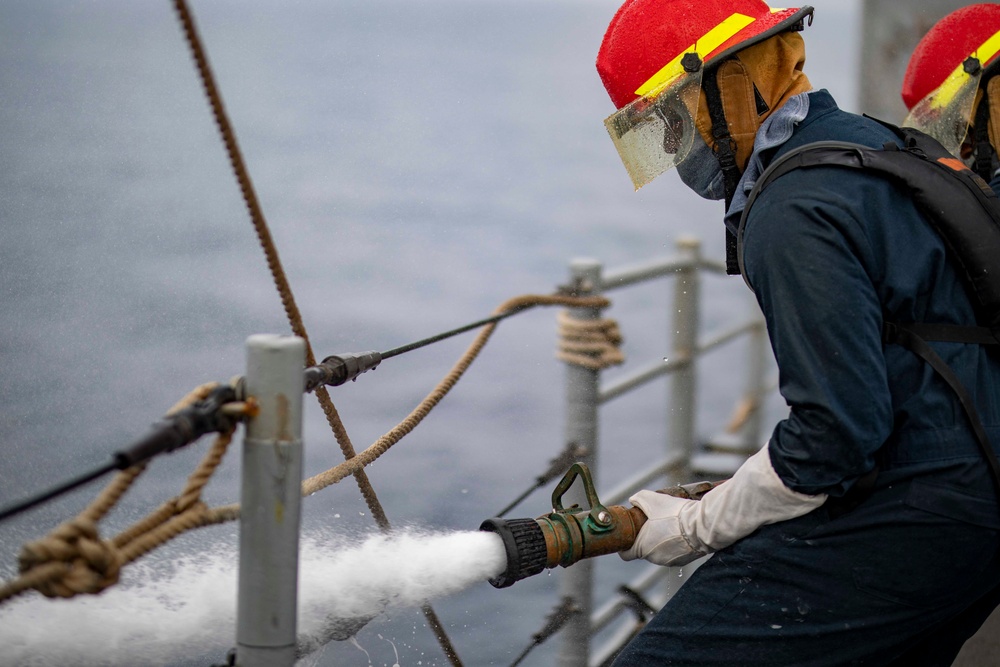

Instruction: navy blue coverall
[613,91,1000,666]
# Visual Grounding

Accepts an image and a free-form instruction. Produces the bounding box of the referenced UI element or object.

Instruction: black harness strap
[884,322,1000,501]
[885,322,1000,346]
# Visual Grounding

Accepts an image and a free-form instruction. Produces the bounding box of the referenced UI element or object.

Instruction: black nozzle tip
[479,517,548,588]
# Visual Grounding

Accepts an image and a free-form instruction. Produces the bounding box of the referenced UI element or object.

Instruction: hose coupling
[305,351,383,391]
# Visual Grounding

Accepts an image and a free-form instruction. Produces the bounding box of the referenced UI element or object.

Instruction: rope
[0,292,609,612]
[171,4,616,659]
[0,430,237,604]
[172,0,391,528]
[556,309,625,370]
[6,6,620,639]
[724,394,760,434]
[205,293,611,517]
[172,0,451,653]
[296,294,610,497]
[0,385,251,605]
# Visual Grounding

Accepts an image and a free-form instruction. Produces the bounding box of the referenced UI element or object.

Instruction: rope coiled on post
[556,309,625,370]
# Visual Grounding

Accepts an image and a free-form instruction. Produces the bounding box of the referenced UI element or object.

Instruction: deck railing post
[744,307,769,451]
[670,238,701,474]
[236,334,305,667]
[557,258,603,667]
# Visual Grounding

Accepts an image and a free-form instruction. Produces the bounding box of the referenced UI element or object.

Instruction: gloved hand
[620,491,706,566]
[620,444,828,567]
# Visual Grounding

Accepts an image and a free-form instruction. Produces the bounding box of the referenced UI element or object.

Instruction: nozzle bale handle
[551,462,610,528]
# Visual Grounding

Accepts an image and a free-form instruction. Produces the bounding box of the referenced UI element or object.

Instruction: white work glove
[621,444,828,566]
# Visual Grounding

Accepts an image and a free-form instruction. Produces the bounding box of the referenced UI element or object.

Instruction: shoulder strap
[737,131,1000,341]
[884,323,1000,502]
[737,141,866,288]
[884,322,999,346]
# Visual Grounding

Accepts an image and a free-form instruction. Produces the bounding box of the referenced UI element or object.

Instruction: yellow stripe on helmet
[930,29,1000,110]
[634,13,755,98]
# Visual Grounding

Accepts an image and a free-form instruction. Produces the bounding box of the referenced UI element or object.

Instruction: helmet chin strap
[702,64,744,275]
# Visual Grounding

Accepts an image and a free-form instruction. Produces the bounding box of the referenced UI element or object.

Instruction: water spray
[480,463,720,588]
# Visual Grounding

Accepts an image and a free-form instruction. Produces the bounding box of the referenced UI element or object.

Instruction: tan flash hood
[987,76,1000,152]
[693,32,812,173]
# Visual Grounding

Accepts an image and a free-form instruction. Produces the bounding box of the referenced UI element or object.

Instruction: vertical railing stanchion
[744,304,769,451]
[670,237,701,474]
[558,258,603,667]
[236,334,306,667]
[548,246,777,662]
[665,238,702,599]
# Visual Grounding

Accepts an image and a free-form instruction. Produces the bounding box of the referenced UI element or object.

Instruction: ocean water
[0,1,861,665]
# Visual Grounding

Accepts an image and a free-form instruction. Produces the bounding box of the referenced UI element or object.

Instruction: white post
[236,334,305,667]
[557,258,603,667]
[744,309,769,450]
[670,238,701,473]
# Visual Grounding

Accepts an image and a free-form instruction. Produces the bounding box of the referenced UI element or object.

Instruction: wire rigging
[0,384,241,523]
[382,305,536,360]
[302,305,539,392]
[0,463,116,524]
[0,295,605,526]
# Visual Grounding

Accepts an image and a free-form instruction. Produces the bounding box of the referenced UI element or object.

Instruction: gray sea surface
[0,1,861,665]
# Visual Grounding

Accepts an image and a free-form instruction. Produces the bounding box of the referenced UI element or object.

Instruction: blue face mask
[676,131,726,200]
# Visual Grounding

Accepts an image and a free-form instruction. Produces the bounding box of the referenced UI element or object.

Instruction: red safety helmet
[597,0,813,189]
[902,4,1000,155]
[597,0,813,110]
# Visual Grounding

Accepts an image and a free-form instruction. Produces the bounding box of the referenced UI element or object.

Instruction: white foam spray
[0,529,507,666]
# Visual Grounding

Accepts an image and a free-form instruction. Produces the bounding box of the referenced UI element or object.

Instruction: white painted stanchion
[669,237,701,472]
[236,334,305,667]
[558,258,603,667]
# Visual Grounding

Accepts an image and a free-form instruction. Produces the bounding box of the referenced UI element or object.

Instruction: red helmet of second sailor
[902,4,1000,180]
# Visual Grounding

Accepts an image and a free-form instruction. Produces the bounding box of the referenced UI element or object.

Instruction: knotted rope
[0,292,612,608]
[0,383,254,604]
[556,309,625,370]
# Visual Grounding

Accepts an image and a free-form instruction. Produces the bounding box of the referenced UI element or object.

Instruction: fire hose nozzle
[480,463,723,588]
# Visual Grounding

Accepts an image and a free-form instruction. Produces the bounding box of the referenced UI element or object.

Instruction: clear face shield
[603,59,704,190]
[904,58,984,157]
